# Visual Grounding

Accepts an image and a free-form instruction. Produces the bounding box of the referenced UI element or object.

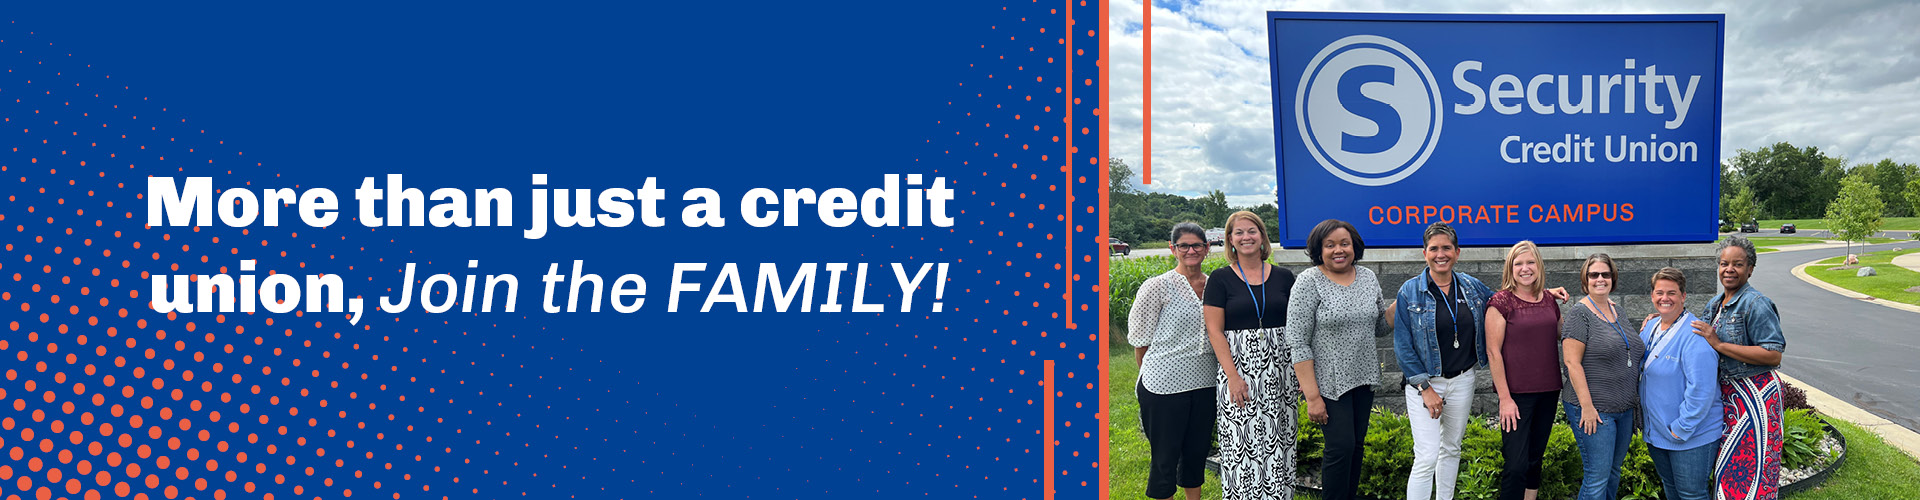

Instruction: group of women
[1130,214,1787,500]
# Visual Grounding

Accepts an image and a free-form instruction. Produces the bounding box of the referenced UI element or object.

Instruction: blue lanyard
[1429,275,1463,345]
[1235,261,1267,327]
[1585,296,1637,367]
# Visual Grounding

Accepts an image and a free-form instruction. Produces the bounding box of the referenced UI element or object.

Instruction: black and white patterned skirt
[1215,326,1297,500]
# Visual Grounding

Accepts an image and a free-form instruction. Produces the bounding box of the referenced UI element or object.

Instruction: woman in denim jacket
[1692,237,1787,500]
[1392,223,1563,500]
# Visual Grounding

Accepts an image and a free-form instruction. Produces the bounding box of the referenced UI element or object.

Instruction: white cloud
[1109,0,1920,204]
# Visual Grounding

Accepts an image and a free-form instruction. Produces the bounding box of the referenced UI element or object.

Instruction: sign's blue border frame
[1267,11,1727,248]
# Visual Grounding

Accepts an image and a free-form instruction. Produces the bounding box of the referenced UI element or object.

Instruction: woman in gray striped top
[1561,253,1646,500]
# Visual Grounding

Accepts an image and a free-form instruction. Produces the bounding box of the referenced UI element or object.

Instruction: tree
[1252,204,1281,242]
[1905,178,1920,219]
[1824,173,1885,256]
[1202,190,1229,228]
[1109,158,1137,197]
[1731,142,1841,219]
[1722,183,1757,226]
[1869,159,1916,217]
[1107,158,1145,242]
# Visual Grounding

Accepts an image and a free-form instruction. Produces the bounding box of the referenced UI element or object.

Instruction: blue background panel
[0,2,1107,499]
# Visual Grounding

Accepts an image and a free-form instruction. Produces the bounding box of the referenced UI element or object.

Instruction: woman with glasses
[1128,222,1221,500]
[1204,211,1297,500]
[1284,219,1393,500]
[1561,253,1646,500]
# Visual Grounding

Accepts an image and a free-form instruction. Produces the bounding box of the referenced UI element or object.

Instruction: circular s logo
[1296,35,1443,186]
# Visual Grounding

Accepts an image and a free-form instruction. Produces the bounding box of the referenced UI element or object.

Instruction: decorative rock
[1856,266,1877,277]
[1844,254,1860,265]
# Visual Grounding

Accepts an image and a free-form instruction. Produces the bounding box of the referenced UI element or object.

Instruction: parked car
[1740,221,1759,233]
[1205,228,1226,246]
[1719,219,1735,233]
[1780,223,1796,234]
[1109,237,1130,256]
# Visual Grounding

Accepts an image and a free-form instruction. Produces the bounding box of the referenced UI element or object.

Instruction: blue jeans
[1564,402,1634,500]
[1650,440,1721,500]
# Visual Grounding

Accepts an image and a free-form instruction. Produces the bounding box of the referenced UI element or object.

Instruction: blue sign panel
[1269,12,1724,247]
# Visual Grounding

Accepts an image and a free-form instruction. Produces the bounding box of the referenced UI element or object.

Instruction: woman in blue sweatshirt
[1638,268,1724,500]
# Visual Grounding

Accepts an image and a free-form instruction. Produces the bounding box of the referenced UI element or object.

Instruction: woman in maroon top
[1484,241,1563,500]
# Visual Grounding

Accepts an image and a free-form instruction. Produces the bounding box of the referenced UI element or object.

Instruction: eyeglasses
[1173,243,1208,252]
[1587,271,1614,280]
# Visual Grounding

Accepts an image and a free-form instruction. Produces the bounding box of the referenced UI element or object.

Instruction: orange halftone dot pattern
[915,1,1104,497]
[0,31,475,499]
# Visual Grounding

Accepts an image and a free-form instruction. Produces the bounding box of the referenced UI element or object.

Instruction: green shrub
[1453,420,1505,500]
[1783,408,1828,470]
[1539,407,1583,500]
[1619,433,1665,500]
[1109,255,1175,335]
[1359,408,1415,498]
[1296,400,1324,471]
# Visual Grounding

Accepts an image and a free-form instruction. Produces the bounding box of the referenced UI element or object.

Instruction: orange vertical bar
[1142,0,1152,184]
[1097,0,1111,496]
[1044,359,1057,500]
[1064,0,1077,331]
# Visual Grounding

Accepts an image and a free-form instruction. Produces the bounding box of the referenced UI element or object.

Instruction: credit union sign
[1269,12,1724,247]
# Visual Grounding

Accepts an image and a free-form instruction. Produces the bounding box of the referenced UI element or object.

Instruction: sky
[1106,0,1920,208]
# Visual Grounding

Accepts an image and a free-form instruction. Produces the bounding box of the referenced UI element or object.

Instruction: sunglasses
[1586,271,1614,280]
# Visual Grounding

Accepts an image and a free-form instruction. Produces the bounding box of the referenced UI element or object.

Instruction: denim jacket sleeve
[1745,295,1787,352]
[1669,325,1722,442]
[1393,280,1431,387]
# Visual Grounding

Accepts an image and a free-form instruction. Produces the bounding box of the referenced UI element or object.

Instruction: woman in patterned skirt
[1692,237,1786,500]
[1204,211,1297,499]
[1129,222,1222,500]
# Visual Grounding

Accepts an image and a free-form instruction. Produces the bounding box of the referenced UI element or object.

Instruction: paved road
[1753,241,1920,432]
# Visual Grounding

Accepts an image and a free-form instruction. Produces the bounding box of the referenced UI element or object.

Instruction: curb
[1789,258,1920,315]
[1780,372,1920,463]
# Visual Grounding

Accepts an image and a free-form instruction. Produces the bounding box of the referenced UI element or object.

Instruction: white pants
[1405,370,1475,500]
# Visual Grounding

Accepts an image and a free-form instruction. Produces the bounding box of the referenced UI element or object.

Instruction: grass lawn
[1108,345,1920,499]
[1789,418,1920,499]
[1806,248,1920,306]
[1747,237,1835,247]
[1759,217,1920,231]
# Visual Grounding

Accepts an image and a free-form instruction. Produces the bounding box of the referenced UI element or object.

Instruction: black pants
[1320,385,1373,500]
[1137,381,1217,499]
[1499,391,1559,500]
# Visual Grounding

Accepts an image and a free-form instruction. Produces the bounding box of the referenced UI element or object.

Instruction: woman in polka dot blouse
[1128,222,1221,500]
